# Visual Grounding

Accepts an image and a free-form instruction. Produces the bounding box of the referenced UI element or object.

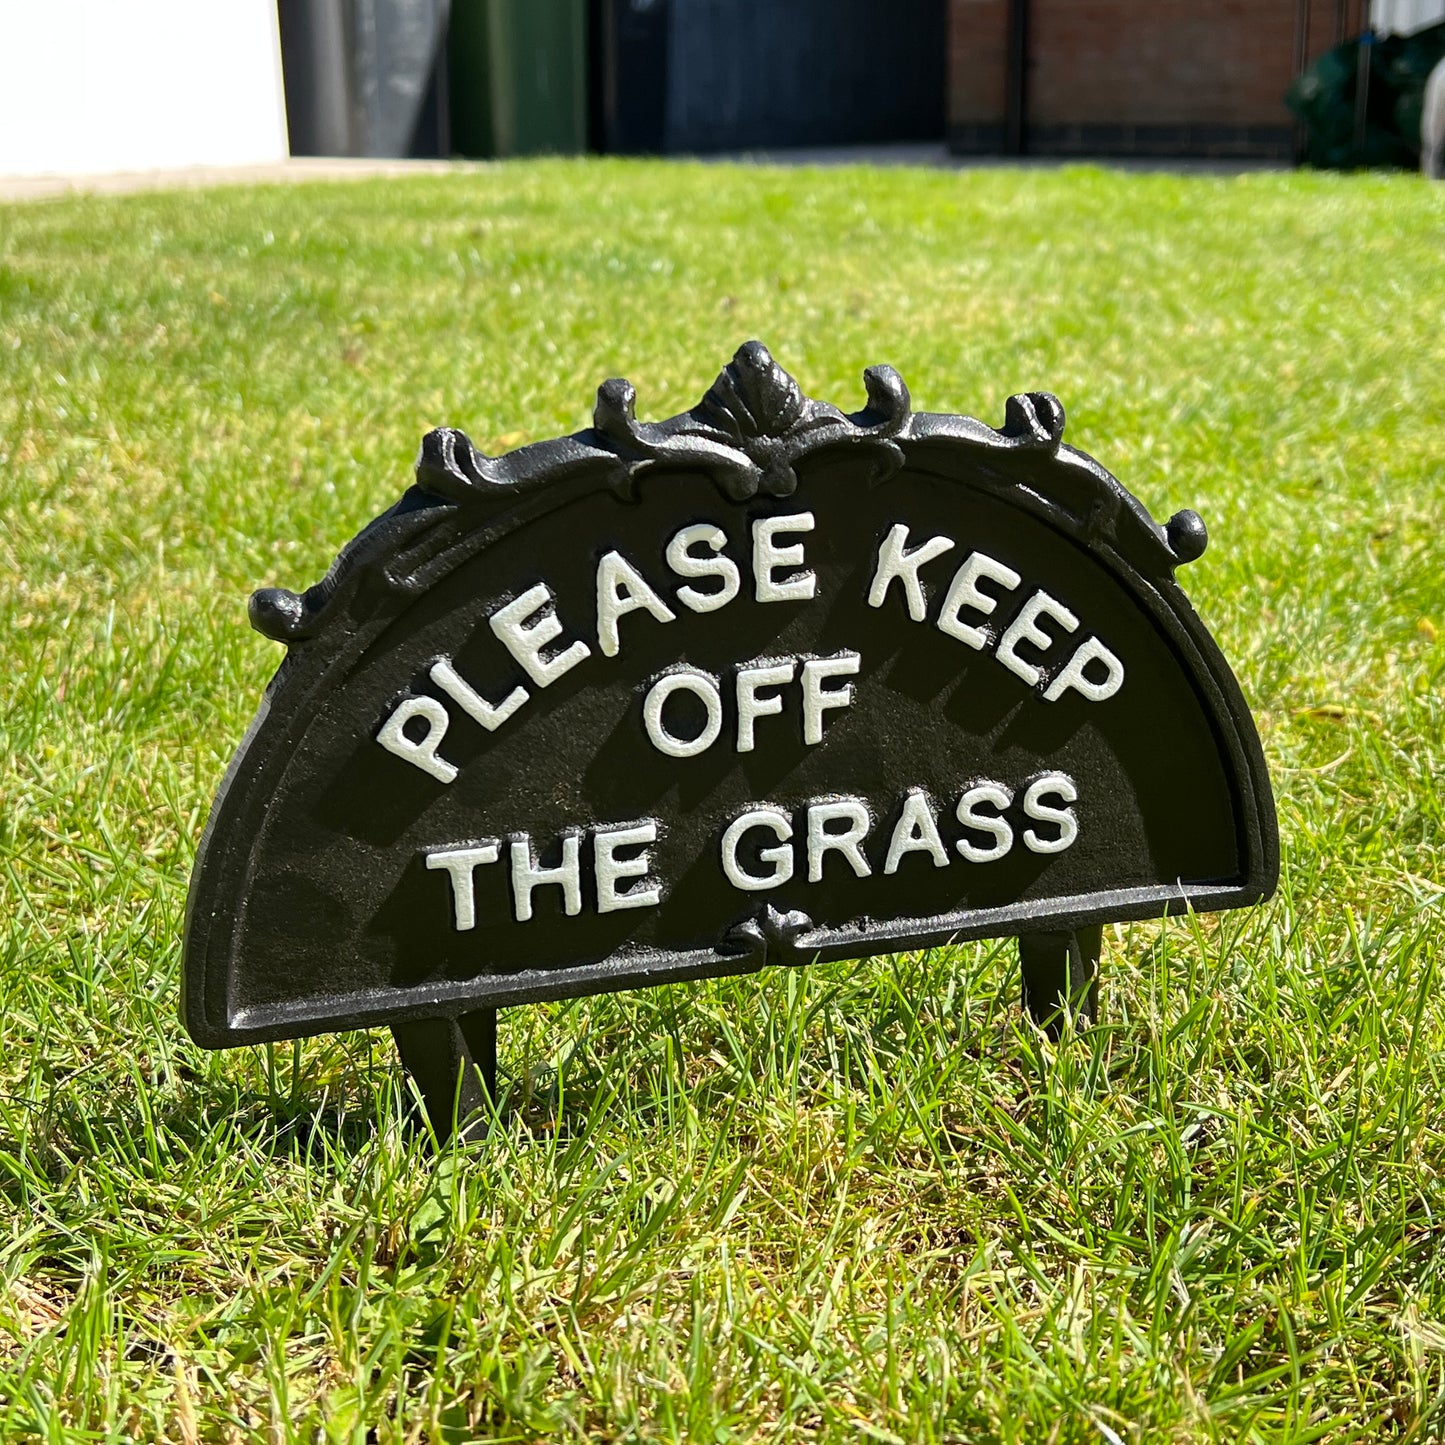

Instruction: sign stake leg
[1019,926,1101,1036]
[460,1008,499,1104]
[391,1008,498,1143]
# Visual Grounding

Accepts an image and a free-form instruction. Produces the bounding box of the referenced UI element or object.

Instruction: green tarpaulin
[1287,21,1445,167]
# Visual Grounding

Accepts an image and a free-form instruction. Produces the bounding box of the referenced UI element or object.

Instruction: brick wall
[948,0,1009,132]
[949,0,1370,156]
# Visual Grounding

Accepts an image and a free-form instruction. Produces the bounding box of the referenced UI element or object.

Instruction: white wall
[0,0,289,176]
[1372,0,1445,36]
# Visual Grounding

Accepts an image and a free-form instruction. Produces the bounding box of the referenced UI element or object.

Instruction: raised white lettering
[956,782,1014,863]
[377,696,457,784]
[643,669,723,758]
[736,660,795,752]
[429,658,527,732]
[426,842,501,930]
[595,550,676,658]
[937,551,1021,650]
[996,590,1079,688]
[806,798,872,882]
[509,832,583,921]
[800,652,860,745]
[752,513,816,603]
[884,790,949,874]
[721,808,794,891]
[490,583,590,688]
[1022,773,1079,854]
[666,523,741,614]
[594,822,662,913]
[1043,635,1125,704]
[868,524,955,621]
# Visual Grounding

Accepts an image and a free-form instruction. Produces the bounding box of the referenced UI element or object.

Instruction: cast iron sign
[183,343,1277,1137]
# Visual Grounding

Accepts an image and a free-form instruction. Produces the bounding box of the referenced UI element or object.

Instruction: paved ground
[0,146,1288,203]
[0,157,485,203]
[703,143,1287,173]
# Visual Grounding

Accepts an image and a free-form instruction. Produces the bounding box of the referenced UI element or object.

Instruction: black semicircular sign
[183,343,1277,1049]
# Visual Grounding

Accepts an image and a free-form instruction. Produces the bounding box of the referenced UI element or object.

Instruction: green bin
[449,0,588,157]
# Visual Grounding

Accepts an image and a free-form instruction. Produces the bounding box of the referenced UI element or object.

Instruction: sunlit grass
[1,159,1443,1442]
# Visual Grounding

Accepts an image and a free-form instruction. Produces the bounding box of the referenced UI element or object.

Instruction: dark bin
[276,0,356,156]
[350,0,451,158]
[449,0,589,157]
[277,0,450,158]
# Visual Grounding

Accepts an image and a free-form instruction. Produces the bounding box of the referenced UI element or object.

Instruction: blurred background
[2,0,1443,176]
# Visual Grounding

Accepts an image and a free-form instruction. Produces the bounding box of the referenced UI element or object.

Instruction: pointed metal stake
[1019,926,1101,1037]
[391,1008,497,1144]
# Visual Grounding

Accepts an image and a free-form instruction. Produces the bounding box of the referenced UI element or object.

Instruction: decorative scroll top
[249,341,1206,645]
[586,339,914,500]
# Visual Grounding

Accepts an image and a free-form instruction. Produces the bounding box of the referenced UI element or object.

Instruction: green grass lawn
[2,158,1444,1443]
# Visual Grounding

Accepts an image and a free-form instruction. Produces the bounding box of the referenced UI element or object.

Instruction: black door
[598,0,946,154]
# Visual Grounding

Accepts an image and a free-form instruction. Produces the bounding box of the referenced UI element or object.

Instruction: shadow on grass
[0,941,1111,1191]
